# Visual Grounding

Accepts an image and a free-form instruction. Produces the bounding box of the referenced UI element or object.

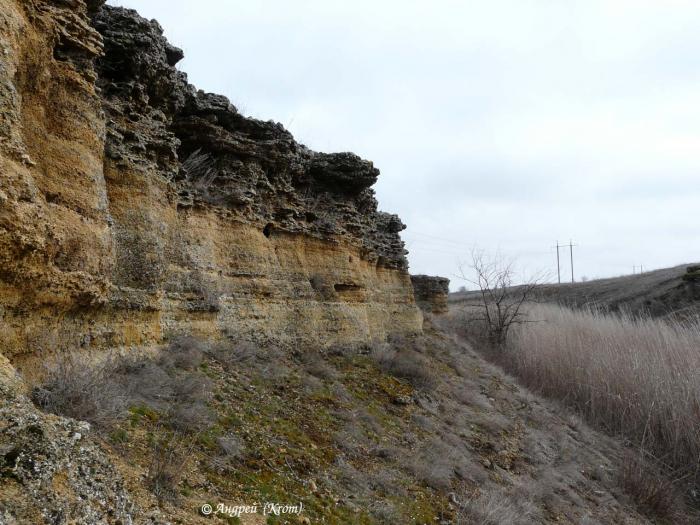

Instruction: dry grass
[452,302,700,492]
[455,491,534,525]
[619,452,686,520]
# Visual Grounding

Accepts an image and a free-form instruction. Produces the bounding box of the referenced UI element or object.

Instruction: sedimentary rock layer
[411,275,450,314]
[0,0,422,362]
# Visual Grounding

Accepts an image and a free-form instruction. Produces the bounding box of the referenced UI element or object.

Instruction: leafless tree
[459,250,543,349]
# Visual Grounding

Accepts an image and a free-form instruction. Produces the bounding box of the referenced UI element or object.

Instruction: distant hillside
[450,263,700,319]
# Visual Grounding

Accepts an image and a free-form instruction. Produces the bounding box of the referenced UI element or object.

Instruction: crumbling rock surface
[92,5,407,269]
[0,0,421,358]
[411,274,450,314]
[0,357,134,525]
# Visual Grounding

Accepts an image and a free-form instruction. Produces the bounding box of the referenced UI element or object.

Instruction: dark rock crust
[411,275,450,314]
[91,5,408,269]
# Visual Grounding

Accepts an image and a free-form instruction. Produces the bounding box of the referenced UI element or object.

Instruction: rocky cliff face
[411,275,450,314]
[0,0,422,363]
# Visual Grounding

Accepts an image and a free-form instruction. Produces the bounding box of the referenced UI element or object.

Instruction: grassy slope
[86,321,662,525]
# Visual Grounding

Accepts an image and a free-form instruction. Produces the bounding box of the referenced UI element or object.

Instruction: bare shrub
[33,336,215,435]
[297,349,337,380]
[371,344,438,391]
[161,335,206,370]
[181,149,217,193]
[147,434,192,504]
[31,352,127,428]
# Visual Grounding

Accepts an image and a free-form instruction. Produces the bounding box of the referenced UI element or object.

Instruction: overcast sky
[109,0,699,288]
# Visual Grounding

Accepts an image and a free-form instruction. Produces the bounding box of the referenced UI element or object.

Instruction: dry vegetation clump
[619,452,687,520]
[147,433,193,504]
[30,336,217,503]
[31,352,127,428]
[309,272,336,300]
[370,341,438,391]
[451,302,700,504]
[455,490,535,525]
[32,336,215,433]
[296,348,338,380]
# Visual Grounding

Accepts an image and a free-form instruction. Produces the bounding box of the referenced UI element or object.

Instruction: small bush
[147,434,191,504]
[32,336,215,435]
[371,344,438,391]
[161,335,206,370]
[208,339,259,369]
[168,401,215,433]
[297,349,337,380]
[32,353,127,429]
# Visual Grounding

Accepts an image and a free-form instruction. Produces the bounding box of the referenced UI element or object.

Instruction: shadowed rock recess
[0,0,422,362]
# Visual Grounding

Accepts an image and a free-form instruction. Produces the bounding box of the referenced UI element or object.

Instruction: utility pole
[554,240,576,284]
[569,240,575,283]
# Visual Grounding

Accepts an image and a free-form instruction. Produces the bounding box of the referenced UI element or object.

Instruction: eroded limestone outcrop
[0,0,422,361]
[0,355,135,525]
[411,275,450,314]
